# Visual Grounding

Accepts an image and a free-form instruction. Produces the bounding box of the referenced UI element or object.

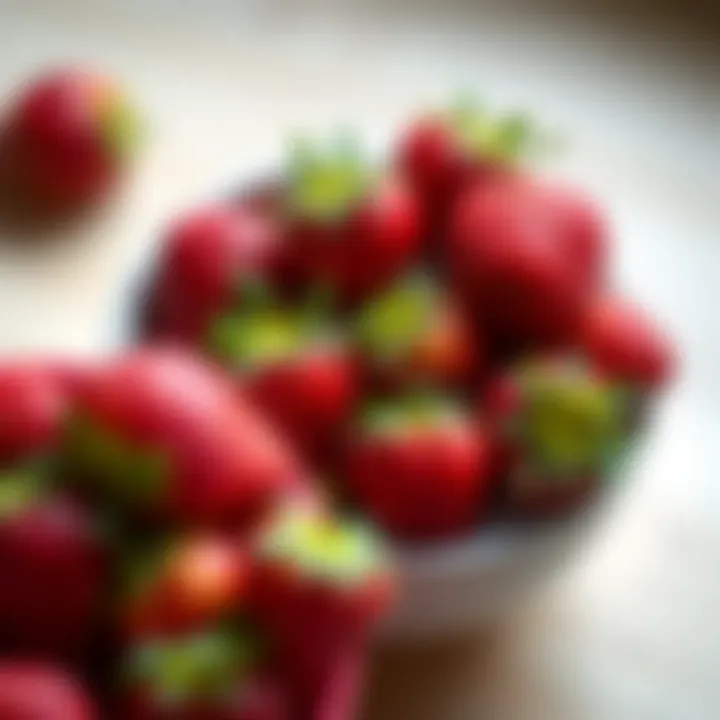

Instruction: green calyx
[361,393,462,437]
[259,505,389,589]
[445,97,557,165]
[99,93,144,162]
[356,277,436,364]
[63,414,168,508]
[516,359,625,478]
[125,630,254,706]
[0,471,41,520]
[284,133,373,222]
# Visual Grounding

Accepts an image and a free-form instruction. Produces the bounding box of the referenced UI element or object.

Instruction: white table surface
[0,2,718,718]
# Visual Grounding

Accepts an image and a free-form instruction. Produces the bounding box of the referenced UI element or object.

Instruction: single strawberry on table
[0,661,97,720]
[354,273,480,392]
[251,503,395,720]
[0,469,108,659]
[278,134,423,304]
[4,67,142,207]
[208,289,359,465]
[61,348,302,528]
[121,533,250,640]
[121,629,288,720]
[449,174,606,348]
[345,394,493,540]
[483,355,629,517]
[144,204,282,345]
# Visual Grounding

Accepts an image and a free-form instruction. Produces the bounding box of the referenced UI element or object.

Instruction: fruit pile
[0,70,676,719]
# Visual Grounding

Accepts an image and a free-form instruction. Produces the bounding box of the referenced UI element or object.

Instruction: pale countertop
[0,2,718,718]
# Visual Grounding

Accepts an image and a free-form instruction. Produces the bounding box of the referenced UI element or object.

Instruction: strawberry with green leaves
[5,67,142,207]
[121,629,288,720]
[355,274,480,392]
[279,135,422,304]
[0,469,108,660]
[144,205,282,345]
[62,348,302,529]
[483,356,629,517]
[345,395,492,539]
[251,504,395,720]
[122,534,250,640]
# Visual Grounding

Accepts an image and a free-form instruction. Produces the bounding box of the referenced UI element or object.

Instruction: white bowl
[105,182,617,647]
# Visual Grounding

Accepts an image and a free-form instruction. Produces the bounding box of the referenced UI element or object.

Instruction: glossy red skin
[244,345,359,465]
[9,69,123,205]
[0,663,96,720]
[582,295,675,391]
[283,181,422,304]
[124,535,249,640]
[0,495,107,659]
[145,206,281,344]
[70,349,300,527]
[346,420,491,539]
[123,676,289,720]
[449,178,595,348]
[251,560,392,720]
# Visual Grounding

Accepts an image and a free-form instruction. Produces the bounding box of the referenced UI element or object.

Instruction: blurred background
[0,1,718,718]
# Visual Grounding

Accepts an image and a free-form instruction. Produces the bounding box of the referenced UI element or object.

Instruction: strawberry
[0,471,107,659]
[61,348,301,528]
[396,101,545,233]
[354,274,480,391]
[449,176,599,348]
[0,662,97,720]
[279,135,422,304]
[251,503,394,720]
[582,294,676,392]
[121,630,287,720]
[144,205,281,345]
[345,395,492,539]
[122,534,250,640]
[208,293,358,464]
[483,356,628,517]
[5,67,141,207]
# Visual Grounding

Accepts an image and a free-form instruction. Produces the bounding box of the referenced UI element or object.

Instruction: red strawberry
[208,298,358,464]
[483,356,627,517]
[5,67,141,207]
[121,630,287,720]
[123,534,250,640]
[0,662,97,720]
[279,136,422,304]
[145,205,281,345]
[0,472,107,659]
[396,102,543,231]
[582,295,676,391]
[345,395,492,539]
[449,176,600,347]
[62,348,301,528]
[251,504,395,720]
[355,274,480,391]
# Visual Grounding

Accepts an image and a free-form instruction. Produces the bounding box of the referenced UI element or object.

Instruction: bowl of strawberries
[122,102,676,645]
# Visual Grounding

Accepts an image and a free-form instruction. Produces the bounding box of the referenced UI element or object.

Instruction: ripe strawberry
[62,348,301,528]
[279,135,422,304]
[251,504,395,720]
[396,101,544,232]
[354,274,480,391]
[0,471,107,659]
[122,534,250,640]
[208,294,358,464]
[582,294,676,392]
[483,356,628,517]
[5,67,141,207]
[449,176,599,348]
[121,630,287,720]
[345,395,492,539]
[144,205,281,345]
[0,662,97,720]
